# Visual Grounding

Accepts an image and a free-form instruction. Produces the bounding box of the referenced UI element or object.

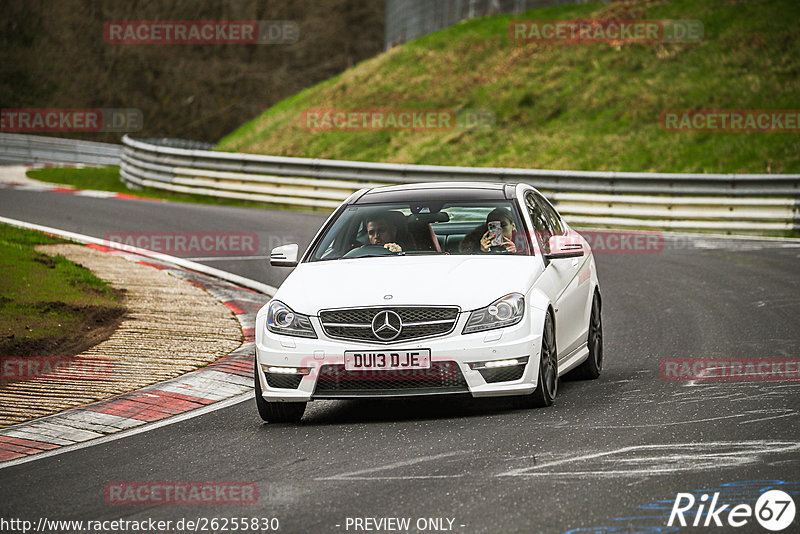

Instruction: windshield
[308,200,532,261]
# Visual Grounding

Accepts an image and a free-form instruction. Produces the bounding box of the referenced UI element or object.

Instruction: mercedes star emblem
[371,310,403,341]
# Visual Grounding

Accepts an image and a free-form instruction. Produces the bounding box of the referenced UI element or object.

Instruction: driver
[366,213,407,253]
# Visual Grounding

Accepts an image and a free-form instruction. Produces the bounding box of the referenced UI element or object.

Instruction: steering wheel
[488,245,514,254]
[342,244,394,258]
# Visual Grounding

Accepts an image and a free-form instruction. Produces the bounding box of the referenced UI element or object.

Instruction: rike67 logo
[668,489,796,531]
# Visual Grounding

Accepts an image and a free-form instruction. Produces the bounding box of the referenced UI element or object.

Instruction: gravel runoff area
[0,165,62,186]
[0,244,243,427]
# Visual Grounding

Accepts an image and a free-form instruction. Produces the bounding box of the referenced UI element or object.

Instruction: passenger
[459,207,523,254]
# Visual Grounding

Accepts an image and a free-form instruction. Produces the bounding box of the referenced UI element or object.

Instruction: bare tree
[0,0,385,143]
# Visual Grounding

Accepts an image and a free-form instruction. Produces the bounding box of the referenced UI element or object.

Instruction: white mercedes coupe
[254,182,602,422]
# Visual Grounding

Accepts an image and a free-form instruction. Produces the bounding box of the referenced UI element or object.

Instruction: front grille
[319,306,459,343]
[264,373,303,390]
[479,365,526,384]
[313,361,468,397]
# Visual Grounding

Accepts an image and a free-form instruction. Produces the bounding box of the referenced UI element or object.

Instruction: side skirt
[557,342,589,376]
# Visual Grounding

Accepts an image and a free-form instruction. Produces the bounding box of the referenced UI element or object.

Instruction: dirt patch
[0,301,125,359]
[0,244,243,427]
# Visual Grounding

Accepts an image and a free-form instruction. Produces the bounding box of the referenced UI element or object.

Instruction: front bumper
[255,309,544,402]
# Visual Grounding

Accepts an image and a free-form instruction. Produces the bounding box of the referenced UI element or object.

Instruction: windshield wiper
[338,251,449,260]
[343,254,391,259]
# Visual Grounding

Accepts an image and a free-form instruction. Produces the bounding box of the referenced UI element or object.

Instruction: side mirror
[270,244,299,267]
[545,234,584,260]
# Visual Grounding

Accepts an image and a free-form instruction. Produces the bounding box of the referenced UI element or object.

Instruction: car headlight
[463,293,525,334]
[266,301,317,338]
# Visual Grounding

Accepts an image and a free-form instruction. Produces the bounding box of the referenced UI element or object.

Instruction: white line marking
[74,190,117,198]
[185,255,270,261]
[0,391,252,470]
[317,451,466,481]
[0,215,277,295]
[585,412,748,429]
[320,475,466,480]
[738,412,799,424]
[497,441,800,478]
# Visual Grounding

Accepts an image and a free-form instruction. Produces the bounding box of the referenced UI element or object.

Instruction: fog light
[262,365,311,375]
[468,356,528,370]
[486,358,520,368]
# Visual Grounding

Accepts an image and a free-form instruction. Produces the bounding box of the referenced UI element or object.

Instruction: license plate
[344,349,431,371]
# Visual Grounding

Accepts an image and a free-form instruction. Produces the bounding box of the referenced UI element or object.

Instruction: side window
[536,194,563,236]
[525,192,554,254]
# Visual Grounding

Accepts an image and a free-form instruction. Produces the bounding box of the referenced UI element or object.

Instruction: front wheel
[254,359,306,423]
[570,292,603,380]
[517,312,558,408]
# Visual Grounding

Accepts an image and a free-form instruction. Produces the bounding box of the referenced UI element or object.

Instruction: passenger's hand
[502,235,517,253]
[384,243,402,253]
[480,231,491,252]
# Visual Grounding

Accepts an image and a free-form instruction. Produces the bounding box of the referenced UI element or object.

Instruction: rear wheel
[571,293,603,380]
[254,359,306,423]
[518,311,557,408]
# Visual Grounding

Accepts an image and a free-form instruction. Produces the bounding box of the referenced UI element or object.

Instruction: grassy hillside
[0,224,124,358]
[218,0,800,173]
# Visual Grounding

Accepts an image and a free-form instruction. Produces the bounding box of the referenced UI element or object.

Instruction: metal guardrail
[120,135,799,234]
[385,0,587,49]
[0,133,122,166]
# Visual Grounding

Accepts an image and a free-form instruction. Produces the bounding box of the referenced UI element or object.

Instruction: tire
[570,292,603,380]
[518,311,558,408]
[254,359,306,423]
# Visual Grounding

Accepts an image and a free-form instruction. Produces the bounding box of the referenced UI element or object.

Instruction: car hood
[273,255,542,314]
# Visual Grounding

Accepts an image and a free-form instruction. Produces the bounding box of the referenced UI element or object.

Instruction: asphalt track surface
[1,188,799,534]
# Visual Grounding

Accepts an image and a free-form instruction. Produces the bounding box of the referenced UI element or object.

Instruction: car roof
[353,181,515,204]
